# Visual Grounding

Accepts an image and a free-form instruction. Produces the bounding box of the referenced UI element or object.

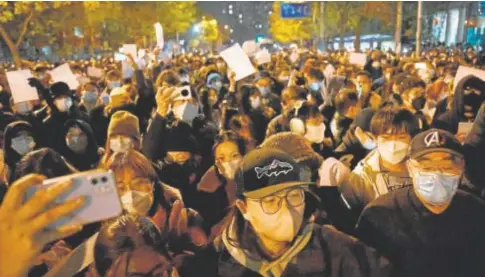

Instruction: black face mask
[463,93,483,117]
[412,96,426,111]
[161,159,197,188]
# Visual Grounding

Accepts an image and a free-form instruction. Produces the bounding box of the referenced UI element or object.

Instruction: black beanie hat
[354,108,376,132]
[164,123,198,153]
[50,82,72,98]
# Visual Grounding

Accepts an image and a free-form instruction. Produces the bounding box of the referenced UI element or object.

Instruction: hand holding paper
[220,44,256,81]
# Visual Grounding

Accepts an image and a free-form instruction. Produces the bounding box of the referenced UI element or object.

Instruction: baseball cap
[235,148,314,199]
[409,128,463,159]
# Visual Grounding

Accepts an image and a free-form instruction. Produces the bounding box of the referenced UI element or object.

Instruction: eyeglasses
[248,187,306,215]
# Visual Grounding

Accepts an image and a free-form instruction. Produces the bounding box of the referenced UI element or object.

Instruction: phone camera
[181,89,189,97]
[91,179,98,186]
[101,177,108,183]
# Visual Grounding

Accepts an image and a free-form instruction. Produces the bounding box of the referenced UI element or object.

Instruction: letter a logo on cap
[424,131,441,147]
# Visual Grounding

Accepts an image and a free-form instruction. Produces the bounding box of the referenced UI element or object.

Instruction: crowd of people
[0,44,485,277]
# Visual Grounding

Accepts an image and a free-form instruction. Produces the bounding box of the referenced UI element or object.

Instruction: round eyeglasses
[247,187,306,215]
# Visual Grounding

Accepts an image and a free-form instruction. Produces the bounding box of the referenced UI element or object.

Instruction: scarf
[222,219,314,277]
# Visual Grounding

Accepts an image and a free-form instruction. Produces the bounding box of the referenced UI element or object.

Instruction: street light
[224,25,229,30]
[230,29,234,33]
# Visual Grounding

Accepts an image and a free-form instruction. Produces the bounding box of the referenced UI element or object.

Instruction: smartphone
[26,170,123,230]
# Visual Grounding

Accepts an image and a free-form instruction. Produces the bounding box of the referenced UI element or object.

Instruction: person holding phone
[0,174,85,277]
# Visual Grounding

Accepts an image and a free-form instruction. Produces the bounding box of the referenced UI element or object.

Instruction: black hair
[356,71,371,79]
[213,131,247,161]
[370,106,419,137]
[14,147,78,180]
[93,214,171,277]
[308,68,324,81]
[334,88,359,114]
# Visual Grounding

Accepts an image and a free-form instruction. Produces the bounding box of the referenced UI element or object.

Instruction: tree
[348,2,394,52]
[395,1,403,55]
[161,2,198,42]
[269,2,313,44]
[0,1,72,66]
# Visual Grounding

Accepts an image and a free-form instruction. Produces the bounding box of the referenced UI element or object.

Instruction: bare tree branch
[15,10,34,48]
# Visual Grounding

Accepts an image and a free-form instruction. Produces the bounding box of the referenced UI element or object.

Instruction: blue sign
[280,3,311,19]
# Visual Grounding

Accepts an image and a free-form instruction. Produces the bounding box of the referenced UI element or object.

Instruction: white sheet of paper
[255,49,271,65]
[220,43,256,81]
[138,49,146,59]
[114,52,126,62]
[415,62,427,70]
[159,51,171,64]
[87,67,103,78]
[324,64,335,80]
[77,76,91,86]
[289,52,299,63]
[242,40,259,57]
[453,65,485,92]
[50,63,80,90]
[122,61,134,79]
[349,53,367,67]
[6,70,39,104]
[458,122,474,137]
[122,44,137,59]
[154,22,164,49]
[43,233,99,277]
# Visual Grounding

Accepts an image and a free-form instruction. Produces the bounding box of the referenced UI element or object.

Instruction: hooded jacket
[57,119,101,171]
[3,121,38,182]
[42,104,90,150]
[434,75,485,133]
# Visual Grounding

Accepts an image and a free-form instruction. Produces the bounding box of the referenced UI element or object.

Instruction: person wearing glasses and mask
[356,129,485,277]
[186,148,392,277]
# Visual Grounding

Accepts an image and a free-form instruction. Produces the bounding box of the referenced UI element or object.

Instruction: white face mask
[11,136,36,156]
[250,97,261,109]
[377,140,409,164]
[413,171,460,206]
[172,102,199,125]
[220,159,242,180]
[110,137,133,153]
[305,123,326,144]
[54,98,73,112]
[121,190,153,215]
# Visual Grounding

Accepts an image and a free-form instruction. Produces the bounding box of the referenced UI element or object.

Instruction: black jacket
[356,187,485,277]
[41,106,90,150]
[182,224,392,277]
[3,121,39,182]
[57,119,101,171]
[434,76,485,133]
[463,102,485,194]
